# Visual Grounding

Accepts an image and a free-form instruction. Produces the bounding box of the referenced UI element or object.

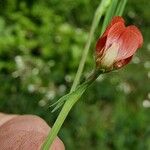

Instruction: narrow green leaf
[70,0,111,92]
[101,0,119,35]
[50,93,70,108]
[42,81,89,149]
[50,0,112,112]
[51,102,64,113]
[50,79,90,112]
[115,0,128,16]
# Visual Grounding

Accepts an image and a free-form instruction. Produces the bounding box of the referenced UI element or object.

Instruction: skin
[0,113,65,150]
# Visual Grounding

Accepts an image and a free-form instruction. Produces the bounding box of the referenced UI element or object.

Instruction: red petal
[105,22,125,50]
[96,36,107,53]
[114,56,133,69]
[116,27,142,60]
[96,17,125,55]
[102,16,125,37]
[126,25,143,48]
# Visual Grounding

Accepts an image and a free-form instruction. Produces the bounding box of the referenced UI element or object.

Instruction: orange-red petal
[96,36,107,54]
[116,26,142,60]
[126,25,143,48]
[114,56,133,69]
[105,22,125,50]
[102,16,125,37]
[96,17,125,54]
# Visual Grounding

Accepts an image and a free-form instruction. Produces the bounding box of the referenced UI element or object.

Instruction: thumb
[0,113,65,150]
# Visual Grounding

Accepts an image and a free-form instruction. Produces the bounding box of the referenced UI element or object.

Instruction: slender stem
[115,0,127,16]
[101,0,119,35]
[42,96,78,150]
[42,0,111,149]
[42,69,103,150]
[70,0,111,92]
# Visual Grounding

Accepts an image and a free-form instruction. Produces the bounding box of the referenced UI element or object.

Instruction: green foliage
[101,0,119,34]
[0,0,149,149]
[115,0,127,16]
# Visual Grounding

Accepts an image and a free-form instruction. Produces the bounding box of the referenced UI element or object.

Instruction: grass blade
[101,0,119,35]
[70,0,111,92]
[115,0,128,16]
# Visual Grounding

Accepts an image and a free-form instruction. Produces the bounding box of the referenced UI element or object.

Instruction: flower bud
[96,16,143,71]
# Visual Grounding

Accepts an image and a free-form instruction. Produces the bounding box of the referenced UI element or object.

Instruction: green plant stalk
[115,0,127,16]
[42,69,103,150]
[101,0,119,35]
[42,0,111,149]
[70,0,111,92]
[47,0,112,113]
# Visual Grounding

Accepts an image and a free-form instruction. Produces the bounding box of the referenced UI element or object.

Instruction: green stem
[101,0,119,35]
[42,0,111,149]
[42,69,103,150]
[115,0,127,16]
[70,0,111,92]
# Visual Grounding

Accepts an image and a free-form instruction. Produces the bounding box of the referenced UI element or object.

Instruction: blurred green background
[0,0,150,149]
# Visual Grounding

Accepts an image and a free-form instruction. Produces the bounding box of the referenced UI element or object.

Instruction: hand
[0,113,65,150]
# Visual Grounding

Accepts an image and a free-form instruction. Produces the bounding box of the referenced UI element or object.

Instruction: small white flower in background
[15,55,25,70]
[143,100,150,108]
[28,84,35,93]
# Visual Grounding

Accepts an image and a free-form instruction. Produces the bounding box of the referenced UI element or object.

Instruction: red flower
[96,16,143,71]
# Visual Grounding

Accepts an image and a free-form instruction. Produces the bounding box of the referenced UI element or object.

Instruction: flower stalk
[42,69,104,150]
[42,1,111,149]
[70,0,111,92]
